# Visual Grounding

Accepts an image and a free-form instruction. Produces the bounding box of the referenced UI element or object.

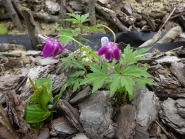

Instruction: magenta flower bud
[42,37,67,58]
[98,41,121,61]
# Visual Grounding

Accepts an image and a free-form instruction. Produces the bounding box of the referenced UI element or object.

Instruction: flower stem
[96,24,116,43]
[57,35,85,59]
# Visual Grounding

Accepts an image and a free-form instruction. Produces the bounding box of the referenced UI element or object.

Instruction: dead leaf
[0,104,20,139]
[6,90,29,132]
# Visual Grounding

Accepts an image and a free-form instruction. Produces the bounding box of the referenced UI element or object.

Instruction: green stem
[96,24,116,43]
[57,35,85,60]
[57,35,85,47]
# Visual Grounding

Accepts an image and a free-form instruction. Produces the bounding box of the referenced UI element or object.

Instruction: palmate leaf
[67,70,85,92]
[66,13,89,24]
[89,64,107,74]
[82,26,103,32]
[108,74,135,100]
[109,75,122,96]
[122,45,151,64]
[70,70,85,78]
[80,13,89,23]
[123,76,135,100]
[59,29,74,46]
[65,18,79,24]
[123,65,153,78]
[134,77,158,89]
[80,64,108,93]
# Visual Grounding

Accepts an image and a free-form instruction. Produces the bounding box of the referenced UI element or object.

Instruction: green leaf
[73,28,80,36]
[65,18,79,23]
[70,71,85,78]
[134,78,158,89]
[102,64,108,73]
[92,76,106,93]
[124,65,153,78]
[30,78,52,111]
[80,13,89,23]
[80,73,103,85]
[73,62,85,69]
[29,121,44,129]
[0,24,8,35]
[122,45,151,64]
[89,64,105,74]
[24,104,51,123]
[72,79,81,92]
[59,29,74,46]
[109,76,122,96]
[86,26,103,32]
[52,83,68,110]
[35,78,52,94]
[123,76,135,100]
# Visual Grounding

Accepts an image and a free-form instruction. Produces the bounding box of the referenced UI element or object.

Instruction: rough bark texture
[59,0,70,28]
[85,0,96,25]
[95,3,128,31]
[21,7,40,50]
[2,0,24,31]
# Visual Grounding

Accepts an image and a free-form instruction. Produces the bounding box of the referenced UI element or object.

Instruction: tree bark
[85,0,96,25]
[2,0,24,31]
[95,3,128,31]
[21,7,40,50]
[59,0,70,28]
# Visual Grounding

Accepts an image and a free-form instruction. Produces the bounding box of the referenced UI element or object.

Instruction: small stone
[159,98,185,134]
[0,43,9,52]
[79,91,115,139]
[98,0,110,4]
[72,133,89,139]
[26,50,41,56]
[50,117,78,136]
[121,2,132,15]
[69,1,85,11]
[133,87,159,130]
[45,0,60,14]
[23,56,31,64]
[38,57,59,65]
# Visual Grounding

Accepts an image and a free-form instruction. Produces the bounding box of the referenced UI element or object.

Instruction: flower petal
[105,50,113,61]
[52,46,59,57]
[113,47,120,61]
[43,43,55,58]
[98,45,109,56]
[58,44,65,52]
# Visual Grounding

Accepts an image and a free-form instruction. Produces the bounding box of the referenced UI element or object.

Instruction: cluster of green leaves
[80,45,157,100]
[24,78,66,129]
[60,44,102,92]
[24,78,52,129]
[58,13,102,46]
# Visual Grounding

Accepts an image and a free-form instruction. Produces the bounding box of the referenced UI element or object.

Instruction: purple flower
[42,37,67,58]
[98,42,120,61]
